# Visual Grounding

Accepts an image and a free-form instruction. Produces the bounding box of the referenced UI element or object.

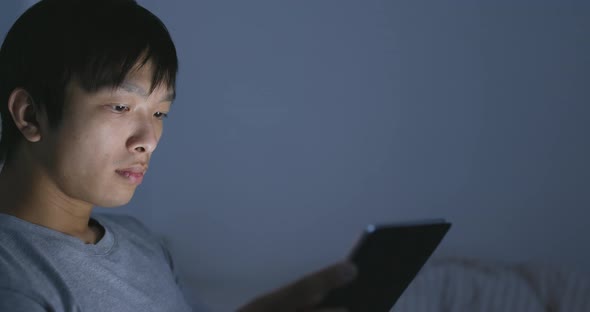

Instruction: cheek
[55,121,123,171]
[155,123,164,142]
[55,136,109,179]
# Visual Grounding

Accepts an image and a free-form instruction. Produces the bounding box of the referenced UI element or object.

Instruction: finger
[277,261,358,306]
[237,262,357,312]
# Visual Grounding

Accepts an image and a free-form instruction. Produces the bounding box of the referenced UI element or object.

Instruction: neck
[0,156,101,244]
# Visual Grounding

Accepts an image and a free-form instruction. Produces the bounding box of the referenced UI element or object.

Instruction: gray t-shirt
[0,212,195,312]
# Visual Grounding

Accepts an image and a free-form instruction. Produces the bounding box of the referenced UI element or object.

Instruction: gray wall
[2,1,589,310]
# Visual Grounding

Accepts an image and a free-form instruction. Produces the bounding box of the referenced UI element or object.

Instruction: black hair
[0,0,178,164]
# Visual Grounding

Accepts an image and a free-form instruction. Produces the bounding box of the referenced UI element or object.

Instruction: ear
[7,88,42,143]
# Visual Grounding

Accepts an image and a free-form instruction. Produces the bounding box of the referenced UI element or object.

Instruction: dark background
[1,0,588,310]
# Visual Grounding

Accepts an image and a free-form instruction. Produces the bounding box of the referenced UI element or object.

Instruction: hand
[237,261,357,312]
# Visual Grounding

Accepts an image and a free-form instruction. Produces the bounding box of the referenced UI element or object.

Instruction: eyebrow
[119,81,176,102]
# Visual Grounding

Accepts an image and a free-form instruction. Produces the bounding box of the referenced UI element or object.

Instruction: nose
[126,119,159,154]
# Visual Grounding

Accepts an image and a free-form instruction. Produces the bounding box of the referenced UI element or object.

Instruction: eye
[111,105,130,113]
[154,112,168,120]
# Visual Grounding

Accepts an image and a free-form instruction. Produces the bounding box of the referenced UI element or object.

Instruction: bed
[391,257,590,312]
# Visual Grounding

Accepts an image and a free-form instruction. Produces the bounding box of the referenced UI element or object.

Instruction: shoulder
[0,287,47,311]
[0,227,47,305]
[0,215,38,280]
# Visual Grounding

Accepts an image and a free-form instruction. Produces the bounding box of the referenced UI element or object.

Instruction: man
[0,0,357,311]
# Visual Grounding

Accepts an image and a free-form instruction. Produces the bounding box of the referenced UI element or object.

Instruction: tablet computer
[317,218,452,311]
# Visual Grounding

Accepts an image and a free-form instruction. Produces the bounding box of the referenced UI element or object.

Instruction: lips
[115,166,147,185]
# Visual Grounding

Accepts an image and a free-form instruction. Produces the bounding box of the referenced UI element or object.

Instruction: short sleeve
[0,288,47,312]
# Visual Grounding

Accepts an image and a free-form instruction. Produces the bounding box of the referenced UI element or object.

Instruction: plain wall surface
[1,1,589,310]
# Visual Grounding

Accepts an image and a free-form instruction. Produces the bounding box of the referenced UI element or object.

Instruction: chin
[98,200,132,208]
[95,192,136,208]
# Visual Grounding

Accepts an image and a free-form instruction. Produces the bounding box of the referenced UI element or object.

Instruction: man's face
[37,62,174,207]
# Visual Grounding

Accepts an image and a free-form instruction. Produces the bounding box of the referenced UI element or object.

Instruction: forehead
[64,79,175,108]
[66,60,175,99]
[121,61,175,94]
[114,80,176,102]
